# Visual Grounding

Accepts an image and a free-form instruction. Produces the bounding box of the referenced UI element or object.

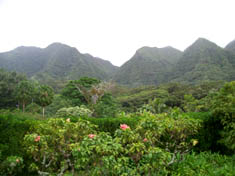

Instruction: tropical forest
[0,38,235,176]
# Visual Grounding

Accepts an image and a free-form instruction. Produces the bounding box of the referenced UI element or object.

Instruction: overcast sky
[0,0,235,66]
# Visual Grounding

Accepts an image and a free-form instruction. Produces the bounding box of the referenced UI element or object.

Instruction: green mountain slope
[225,39,235,53]
[113,46,182,86]
[1,38,235,88]
[171,38,235,83]
[0,46,46,76]
[0,43,118,84]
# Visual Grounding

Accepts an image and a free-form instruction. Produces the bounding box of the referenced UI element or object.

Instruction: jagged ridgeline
[0,38,235,87]
[114,38,235,86]
[170,38,235,83]
[0,43,118,88]
[113,46,183,86]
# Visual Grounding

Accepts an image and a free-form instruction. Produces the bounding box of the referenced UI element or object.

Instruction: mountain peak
[46,42,79,53]
[46,42,70,48]
[185,38,219,52]
[194,37,215,45]
[137,46,158,54]
[225,39,235,51]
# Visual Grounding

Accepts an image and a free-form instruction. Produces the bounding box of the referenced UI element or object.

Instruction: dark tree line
[0,69,54,117]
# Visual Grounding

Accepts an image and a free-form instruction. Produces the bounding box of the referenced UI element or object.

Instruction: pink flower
[120,124,130,130]
[143,138,148,142]
[35,135,40,142]
[88,134,96,139]
[16,159,20,163]
[66,118,70,122]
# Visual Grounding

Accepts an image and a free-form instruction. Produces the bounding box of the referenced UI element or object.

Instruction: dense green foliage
[15,80,35,112]
[93,93,120,118]
[0,69,26,108]
[1,65,235,175]
[0,101,234,175]
[71,115,141,135]
[211,81,235,150]
[35,85,54,117]
[42,94,72,116]
[0,111,39,159]
[61,77,100,106]
[20,111,201,175]
[117,82,223,112]
[56,106,92,118]
[171,152,235,176]
[186,112,226,153]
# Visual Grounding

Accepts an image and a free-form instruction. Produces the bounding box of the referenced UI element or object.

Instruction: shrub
[70,115,141,135]
[93,93,119,118]
[25,102,41,114]
[0,111,38,159]
[23,118,96,175]
[0,156,24,176]
[135,111,201,161]
[55,106,92,118]
[71,127,171,175]
[186,112,227,153]
[170,152,235,176]
[211,81,235,152]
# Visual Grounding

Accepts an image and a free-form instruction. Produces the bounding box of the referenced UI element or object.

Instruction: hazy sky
[0,0,235,66]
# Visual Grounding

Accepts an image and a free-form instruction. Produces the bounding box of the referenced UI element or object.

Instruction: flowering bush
[22,111,202,175]
[0,156,24,176]
[135,111,201,162]
[23,118,96,175]
[55,105,92,118]
[120,124,130,130]
[72,130,170,175]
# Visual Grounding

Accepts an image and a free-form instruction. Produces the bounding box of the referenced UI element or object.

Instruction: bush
[45,95,73,116]
[25,102,41,114]
[0,156,24,176]
[69,115,141,136]
[0,111,38,159]
[55,106,92,118]
[135,111,201,159]
[93,93,119,118]
[211,81,235,152]
[0,111,40,175]
[186,112,226,153]
[170,152,235,176]
[72,129,171,175]
[23,118,96,175]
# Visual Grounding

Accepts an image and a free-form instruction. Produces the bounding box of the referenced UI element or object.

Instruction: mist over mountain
[0,38,235,88]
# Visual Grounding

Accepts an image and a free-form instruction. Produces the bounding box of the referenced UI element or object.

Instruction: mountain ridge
[0,43,118,89]
[0,38,235,87]
[114,38,235,86]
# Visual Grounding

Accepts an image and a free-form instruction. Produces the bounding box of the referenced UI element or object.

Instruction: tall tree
[0,69,26,108]
[61,77,100,106]
[15,80,34,112]
[35,85,54,117]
